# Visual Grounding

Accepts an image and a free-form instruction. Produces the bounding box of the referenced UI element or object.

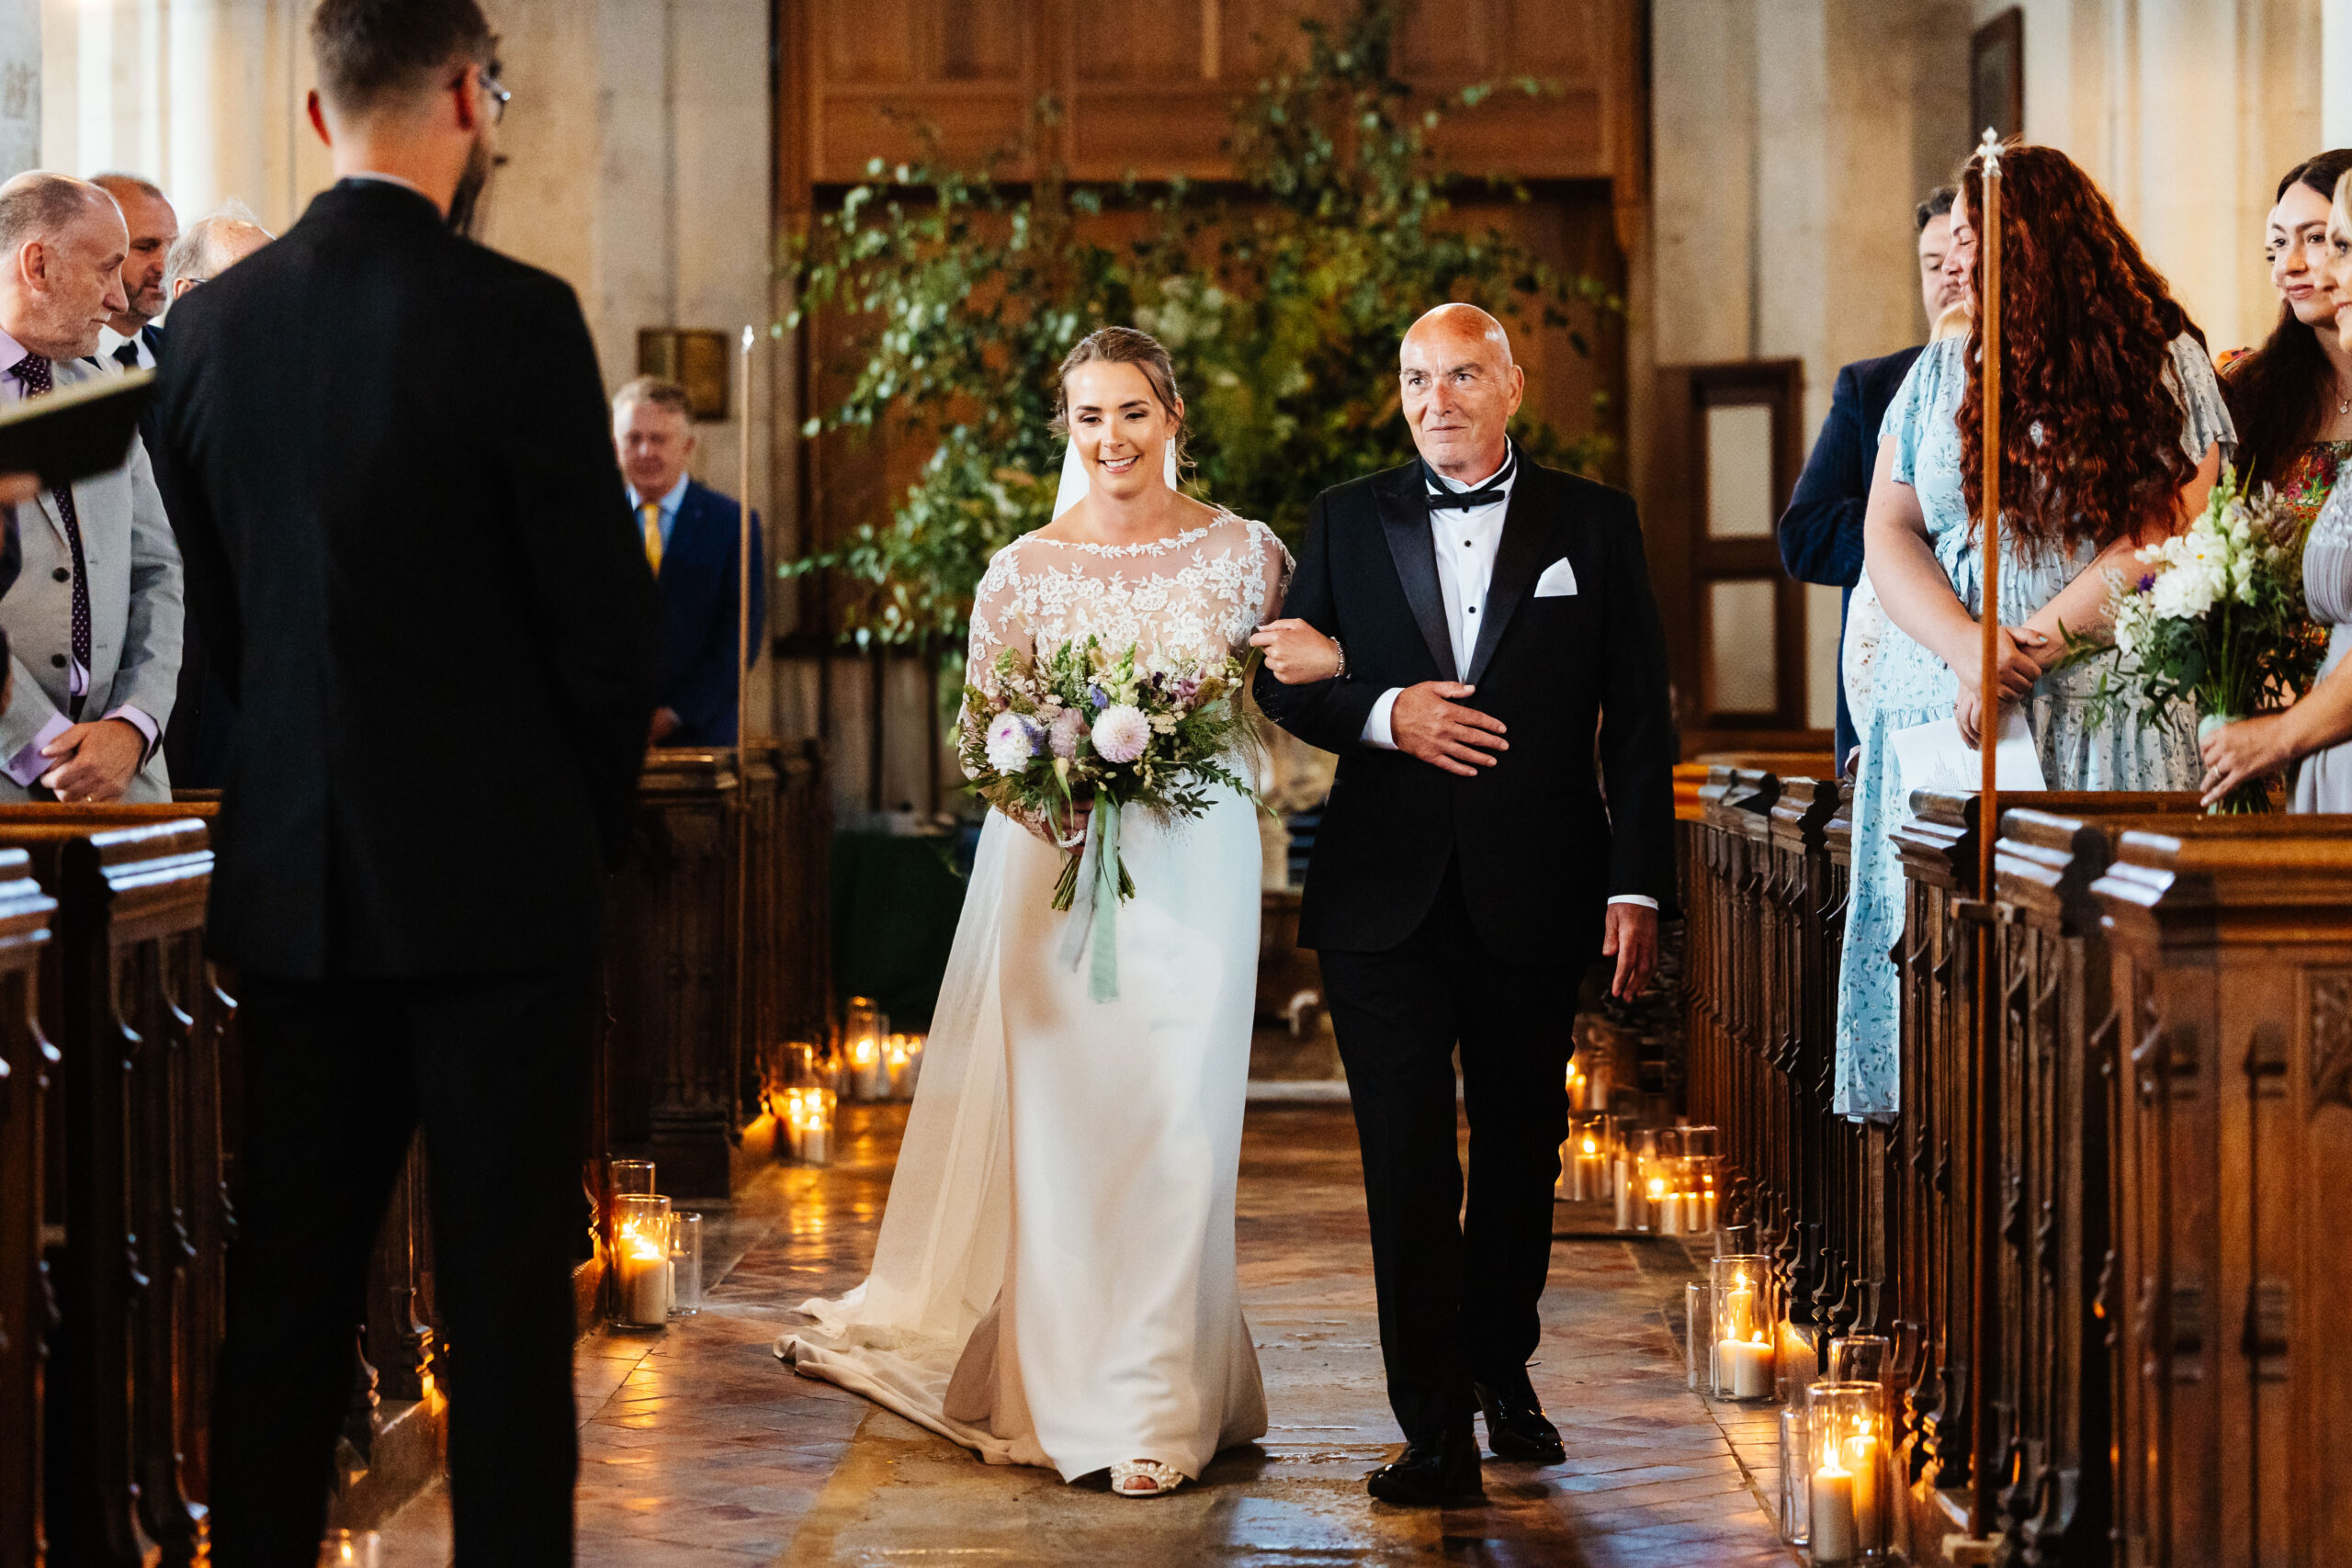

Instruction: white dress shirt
[95,324,156,373]
[626,473,693,553]
[1360,449,1657,912]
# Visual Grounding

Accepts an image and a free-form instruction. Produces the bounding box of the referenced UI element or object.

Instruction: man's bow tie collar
[1424,449,1517,512]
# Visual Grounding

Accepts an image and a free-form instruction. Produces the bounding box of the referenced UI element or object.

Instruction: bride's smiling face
[1065,359,1180,502]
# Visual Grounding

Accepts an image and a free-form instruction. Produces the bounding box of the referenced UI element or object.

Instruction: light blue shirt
[626,474,692,551]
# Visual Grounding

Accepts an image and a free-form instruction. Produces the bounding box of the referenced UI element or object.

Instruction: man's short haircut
[1916,186,1957,231]
[0,174,111,260]
[311,0,496,120]
[164,201,271,296]
[614,377,693,420]
[90,171,167,206]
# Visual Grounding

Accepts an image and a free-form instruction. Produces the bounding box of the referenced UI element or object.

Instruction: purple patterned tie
[12,354,93,715]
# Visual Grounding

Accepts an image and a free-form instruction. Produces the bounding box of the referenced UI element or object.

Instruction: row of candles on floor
[768,998,931,1167]
[1690,1239,1894,1563]
[607,1158,704,1328]
[1556,1108,1721,1237]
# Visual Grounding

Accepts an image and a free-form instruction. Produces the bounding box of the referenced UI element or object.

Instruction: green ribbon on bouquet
[1057,798,1126,1001]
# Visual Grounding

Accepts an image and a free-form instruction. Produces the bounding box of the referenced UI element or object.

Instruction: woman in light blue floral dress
[1833,146,2234,1119]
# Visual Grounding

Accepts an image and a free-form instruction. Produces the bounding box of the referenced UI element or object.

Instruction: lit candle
[616,1226,670,1324]
[1647,1176,1670,1235]
[1717,1331,1772,1399]
[802,1110,831,1165]
[1572,1137,1604,1201]
[886,1035,912,1097]
[1846,1428,1883,1547]
[848,1035,887,1100]
[1698,1187,1718,1235]
[1811,1451,1859,1562]
[1723,1280,1756,1342]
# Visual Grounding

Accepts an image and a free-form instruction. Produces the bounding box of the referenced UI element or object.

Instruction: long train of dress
[777,784,1269,1480]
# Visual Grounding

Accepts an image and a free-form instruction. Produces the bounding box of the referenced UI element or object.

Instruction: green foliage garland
[781,0,1621,649]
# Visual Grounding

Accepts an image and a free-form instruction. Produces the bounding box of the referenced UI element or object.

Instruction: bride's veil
[779,434,1177,1450]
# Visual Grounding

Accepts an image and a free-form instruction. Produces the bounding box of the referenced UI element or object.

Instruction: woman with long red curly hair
[1832,142,2232,1120]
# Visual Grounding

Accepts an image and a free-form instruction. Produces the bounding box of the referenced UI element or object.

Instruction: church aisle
[378,1105,1794,1566]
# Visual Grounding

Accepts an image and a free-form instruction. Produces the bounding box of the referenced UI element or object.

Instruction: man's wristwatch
[1331,637,1348,680]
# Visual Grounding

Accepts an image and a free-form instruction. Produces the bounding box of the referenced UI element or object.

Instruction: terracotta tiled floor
[377,1103,1797,1565]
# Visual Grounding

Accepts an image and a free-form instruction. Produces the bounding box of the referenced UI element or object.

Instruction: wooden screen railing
[1682,769,2204,1567]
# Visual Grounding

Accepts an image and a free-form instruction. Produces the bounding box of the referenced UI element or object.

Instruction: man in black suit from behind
[153,2,659,1562]
[1251,304,1677,1505]
[1777,185,1968,769]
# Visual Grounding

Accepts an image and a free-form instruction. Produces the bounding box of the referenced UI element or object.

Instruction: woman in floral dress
[1832,145,2233,1120]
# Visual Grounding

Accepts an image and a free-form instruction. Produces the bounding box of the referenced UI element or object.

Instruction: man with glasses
[153,1,658,1562]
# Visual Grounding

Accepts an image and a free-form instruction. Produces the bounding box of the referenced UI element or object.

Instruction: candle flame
[1748,1331,1765,1346]
[1580,1136,1596,1154]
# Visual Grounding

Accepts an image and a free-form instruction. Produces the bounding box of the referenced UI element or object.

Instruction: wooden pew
[0,853,54,1568]
[2091,815,2352,1567]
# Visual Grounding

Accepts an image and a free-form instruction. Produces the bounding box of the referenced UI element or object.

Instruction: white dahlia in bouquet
[958,635,1263,911]
[2062,468,2329,811]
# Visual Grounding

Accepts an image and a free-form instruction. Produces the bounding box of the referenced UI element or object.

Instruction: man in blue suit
[1778,186,1968,770]
[614,376,763,745]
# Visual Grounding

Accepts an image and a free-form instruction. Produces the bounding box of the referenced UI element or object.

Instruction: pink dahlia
[1090,704,1151,765]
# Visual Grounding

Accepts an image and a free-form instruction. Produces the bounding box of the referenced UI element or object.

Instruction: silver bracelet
[1332,637,1348,680]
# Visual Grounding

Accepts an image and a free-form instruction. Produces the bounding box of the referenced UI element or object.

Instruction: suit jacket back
[154,180,660,978]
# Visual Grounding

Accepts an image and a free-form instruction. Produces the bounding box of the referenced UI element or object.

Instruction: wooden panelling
[785,0,1638,189]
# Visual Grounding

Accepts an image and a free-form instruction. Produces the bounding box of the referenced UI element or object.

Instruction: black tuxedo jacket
[153,180,660,978]
[1254,458,1677,967]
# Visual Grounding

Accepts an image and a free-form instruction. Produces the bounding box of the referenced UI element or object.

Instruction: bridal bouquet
[959,637,1261,997]
[2064,469,2329,812]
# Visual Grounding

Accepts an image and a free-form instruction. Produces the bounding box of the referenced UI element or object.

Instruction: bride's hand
[1249,619,1342,684]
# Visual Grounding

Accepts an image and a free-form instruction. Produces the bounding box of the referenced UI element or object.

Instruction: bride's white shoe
[1109,1460,1185,1498]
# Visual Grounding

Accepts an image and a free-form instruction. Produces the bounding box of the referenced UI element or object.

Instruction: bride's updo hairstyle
[1052,326,1190,473]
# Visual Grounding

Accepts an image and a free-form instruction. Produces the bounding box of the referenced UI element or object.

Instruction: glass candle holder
[1685,1280,1712,1391]
[1827,1334,1892,1387]
[1563,1115,1611,1201]
[1807,1380,1889,1563]
[613,1193,673,1327]
[885,1032,926,1099]
[782,1085,837,1166]
[317,1530,381,1568]
[1685,1155,1720,1235]
[1679,1123,1720,1160]
[1778,1406,1812,1547]
[609,1158,656,1197]
[1564,1055,1588,1113]
[670,1212,703,1316]
[1711,1254,1774,1401]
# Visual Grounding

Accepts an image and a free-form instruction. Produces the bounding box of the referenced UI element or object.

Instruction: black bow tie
[1424,452,1515,512]
[112,341,140,368]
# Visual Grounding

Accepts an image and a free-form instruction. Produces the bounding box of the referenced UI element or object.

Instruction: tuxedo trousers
[209,966,594,1568]
[1317,861,1577,1443]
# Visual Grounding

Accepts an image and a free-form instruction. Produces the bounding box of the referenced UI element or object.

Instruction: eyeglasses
[478,68,510,125]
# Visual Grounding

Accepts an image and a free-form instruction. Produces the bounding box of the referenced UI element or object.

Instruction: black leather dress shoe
[1474,1370,1566,1464]
[1365,1425,1485,1505]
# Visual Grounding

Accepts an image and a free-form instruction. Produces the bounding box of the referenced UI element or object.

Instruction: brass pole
[739,324,756,755]
[1969,128,2005,1543]
[737,325,756,1123]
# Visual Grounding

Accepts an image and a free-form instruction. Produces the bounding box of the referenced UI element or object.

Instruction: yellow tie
[640,502,663,574]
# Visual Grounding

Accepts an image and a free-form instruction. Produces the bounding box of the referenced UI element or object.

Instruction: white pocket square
[1533,558,1579,598]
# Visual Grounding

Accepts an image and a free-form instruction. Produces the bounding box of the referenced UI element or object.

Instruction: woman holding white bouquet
[2201,169,2352,812]
[779,328,1289,1499]
[1832,143,2234,1120]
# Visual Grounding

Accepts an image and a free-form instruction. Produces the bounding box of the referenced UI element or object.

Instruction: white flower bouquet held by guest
[2058,470,2326,811]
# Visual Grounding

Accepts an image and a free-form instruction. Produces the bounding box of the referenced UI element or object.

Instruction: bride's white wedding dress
[777,508,1289,1483]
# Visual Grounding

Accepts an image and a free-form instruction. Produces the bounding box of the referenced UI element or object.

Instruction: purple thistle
[2136,573,2156,594]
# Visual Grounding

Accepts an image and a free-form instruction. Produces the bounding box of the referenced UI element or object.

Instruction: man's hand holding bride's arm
[1250,618,1343,683]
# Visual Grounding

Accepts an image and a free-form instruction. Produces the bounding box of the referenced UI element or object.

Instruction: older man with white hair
[0,172,182,802]
[164,202,274,301]
[152,204,272,789]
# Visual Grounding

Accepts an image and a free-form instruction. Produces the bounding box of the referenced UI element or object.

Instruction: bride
[777,326,1288,1498]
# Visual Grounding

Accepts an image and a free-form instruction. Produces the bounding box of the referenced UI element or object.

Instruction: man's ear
[307,89,333,150]
[451,62,481,134]
[16,238,42,292]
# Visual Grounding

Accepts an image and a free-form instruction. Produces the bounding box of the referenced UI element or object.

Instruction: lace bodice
[966,511,1294,679]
